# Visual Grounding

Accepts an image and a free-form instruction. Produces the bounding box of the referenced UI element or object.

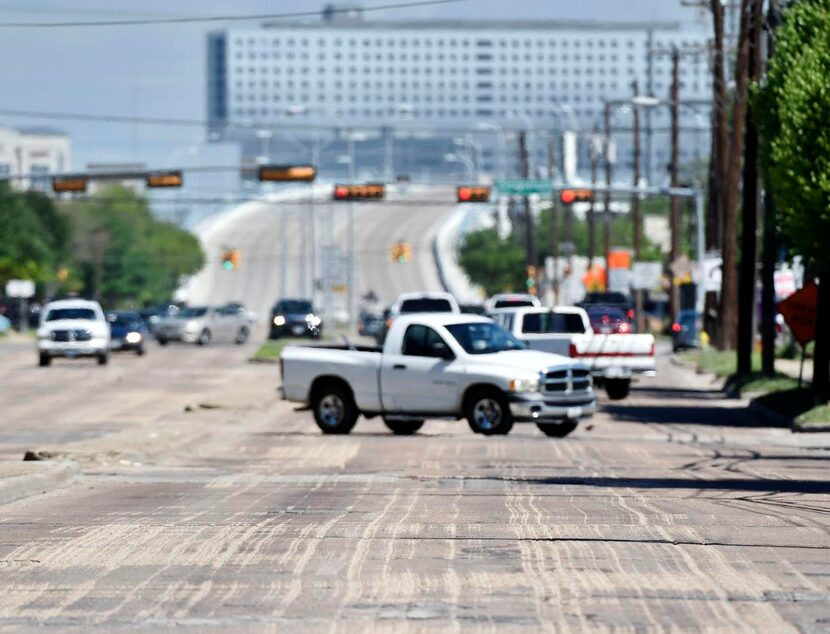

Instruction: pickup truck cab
[491,306,655,400]
[281,314,596,437]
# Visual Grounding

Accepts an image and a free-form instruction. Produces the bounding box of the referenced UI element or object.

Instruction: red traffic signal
[560,188,594,204]
[333,184,385,200]
[457,186,491,203]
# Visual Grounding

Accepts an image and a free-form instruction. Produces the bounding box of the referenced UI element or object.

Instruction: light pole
[477,121,506,180]
[443,152,475,182]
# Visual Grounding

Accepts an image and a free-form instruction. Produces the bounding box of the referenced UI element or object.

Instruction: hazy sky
[0,1,708,168]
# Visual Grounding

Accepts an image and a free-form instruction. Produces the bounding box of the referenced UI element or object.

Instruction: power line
[0,0,466,28]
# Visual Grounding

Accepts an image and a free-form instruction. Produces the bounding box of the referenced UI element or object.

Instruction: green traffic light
[223,260,233,270]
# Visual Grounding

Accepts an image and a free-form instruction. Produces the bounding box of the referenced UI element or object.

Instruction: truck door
[380,324,458,414]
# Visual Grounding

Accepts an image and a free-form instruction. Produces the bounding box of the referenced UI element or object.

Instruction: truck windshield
[522,312,585,334]
[445,322,526,355]
[399,298,453,313]
[45,308,96,321]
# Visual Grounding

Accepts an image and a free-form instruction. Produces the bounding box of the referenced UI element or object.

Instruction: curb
[747,399,793,428]
[793,421,830,434]
[0,461,80,507]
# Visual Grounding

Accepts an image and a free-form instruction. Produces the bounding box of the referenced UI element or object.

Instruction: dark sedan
[270,299,322,339]
[107,310,148,355]
[587,306,632,335]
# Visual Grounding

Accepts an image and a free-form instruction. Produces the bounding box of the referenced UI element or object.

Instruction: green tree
[458,228,526,295]
[64,186,204,306]
[756,0,830,402]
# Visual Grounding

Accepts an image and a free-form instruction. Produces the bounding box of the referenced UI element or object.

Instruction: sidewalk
[776,357,813,382]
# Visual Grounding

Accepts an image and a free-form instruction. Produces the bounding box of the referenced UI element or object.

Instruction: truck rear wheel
[38,353,51,367]
[465,388,513,436]
[311,383,358,435]
[383,418,424,435]
[604,378,631,400]
[537,420,578,437]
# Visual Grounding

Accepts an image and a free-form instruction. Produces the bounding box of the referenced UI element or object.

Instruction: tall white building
[207,9,711,181]
[0,127,71,192]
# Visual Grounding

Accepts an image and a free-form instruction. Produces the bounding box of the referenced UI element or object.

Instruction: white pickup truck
[280,314,596,437]
[491,306,655,400]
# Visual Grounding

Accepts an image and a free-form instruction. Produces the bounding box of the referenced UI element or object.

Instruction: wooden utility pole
[603,104,613,286]
[518,131,536,269]
[737,0,765,376]
[548,139,560,304]
[631,80,645,333]
[588,125,599,269]
[760,0,781,377]
[669,48,682,324]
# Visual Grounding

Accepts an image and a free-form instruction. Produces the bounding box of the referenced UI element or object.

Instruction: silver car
[155,305,251,346]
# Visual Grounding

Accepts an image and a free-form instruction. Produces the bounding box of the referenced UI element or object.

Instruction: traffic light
[222,249,241,270]
[333,184,385,200]
[526,265,537,295]
[560,188,594,204]
[259,165,317,182]
[456,186,491,203]
[390,241,411,263]
[146,171,183,188]
[52,176,87,193]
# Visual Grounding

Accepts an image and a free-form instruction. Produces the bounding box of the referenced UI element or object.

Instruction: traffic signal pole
[669,48,682,325]
[518,131,536,279]
[632,80,646,333]
[603,103,613,287]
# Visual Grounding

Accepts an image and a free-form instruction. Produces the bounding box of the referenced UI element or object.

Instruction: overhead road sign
[456,186,491,203]
[333,184,385,201]
[52,176,87,193]
[259,164,317,182]
[146,170,183,188]
[495,179,554,196]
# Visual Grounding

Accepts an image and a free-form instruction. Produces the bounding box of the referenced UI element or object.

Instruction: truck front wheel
[604,378,631,400]
[311,383,358,434]
[383,418,424,435]
[537,420,578,437]
[465,389,513,436]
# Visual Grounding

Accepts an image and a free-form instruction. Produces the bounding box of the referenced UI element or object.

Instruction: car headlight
[273,315,286,326]
[509,378,540,393]
[125,332,143,344]
[185,320,200,332]
[305,314,321,327]
[37,330,50,340]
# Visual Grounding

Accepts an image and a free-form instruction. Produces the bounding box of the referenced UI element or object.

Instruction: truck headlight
[125,332,143,344]
[509,378,539,393]
[273,315,286,326]
[306,314,321,327]
[185,320,200,332]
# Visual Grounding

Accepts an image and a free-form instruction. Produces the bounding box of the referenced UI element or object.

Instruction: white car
[376,291,460,344]
[281,313,596,437]
[491,306,656,400]
[37,299,111,367]
[485,293,542,313]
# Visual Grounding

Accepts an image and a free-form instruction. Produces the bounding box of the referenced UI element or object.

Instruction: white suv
[37,299,111,367]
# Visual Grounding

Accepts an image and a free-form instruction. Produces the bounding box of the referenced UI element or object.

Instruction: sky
[0,1,708,169]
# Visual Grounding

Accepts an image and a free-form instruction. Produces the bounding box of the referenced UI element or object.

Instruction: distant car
[579,291,635,323]
[37,299,111,366]
[485,293,542,313]
[138,304,179,335]
[672,309,700,352]
[107,310,148,355]
[375,292,460,345]
[270,298,322,339]
[358,311,383,337]
[156,305,250,346]
[587,306,632,335]
[459,303,487,315]
[0,314,11,333]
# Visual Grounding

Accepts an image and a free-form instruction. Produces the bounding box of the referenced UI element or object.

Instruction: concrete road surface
[186,184,457,322]
[0,349,828,631]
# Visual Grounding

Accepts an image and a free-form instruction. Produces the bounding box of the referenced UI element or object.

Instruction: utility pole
[760,0,781,377]
[588,124,600,269]
[518,131,536,270]
[548,140,560,304]
[737,0,765,376]
[631,80,645,333]
[603,104,613,286]
[669,48,682,324]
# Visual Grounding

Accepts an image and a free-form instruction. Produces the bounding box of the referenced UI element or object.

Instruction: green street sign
[495,179,554,196]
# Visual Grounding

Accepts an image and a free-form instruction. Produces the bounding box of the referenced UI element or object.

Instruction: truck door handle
[393,364,407,370]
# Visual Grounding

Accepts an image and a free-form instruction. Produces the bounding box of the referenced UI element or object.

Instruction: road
[0,348,828,630]
[186,184,456,322]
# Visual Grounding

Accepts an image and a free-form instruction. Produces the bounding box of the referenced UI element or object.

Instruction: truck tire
[383,418,424,435]
[197,329,211,346]
[465,388,513,436]
[235,327,249,344]
[38,353,51,367]
[157,337,169,346]
[605,378,631,400]
[537,420,578,437]
[312,383,359,435]
[97,352,109,366]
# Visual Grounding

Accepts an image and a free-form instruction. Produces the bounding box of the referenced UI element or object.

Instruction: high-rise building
[207,8,710,182]
[0,127,71,192]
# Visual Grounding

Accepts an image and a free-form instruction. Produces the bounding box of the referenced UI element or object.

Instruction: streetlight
[444,152,475,182]
[477,121,506,181]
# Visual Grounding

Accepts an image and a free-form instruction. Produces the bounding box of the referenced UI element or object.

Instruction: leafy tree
[756,0,830,402]
[458,228,526,295]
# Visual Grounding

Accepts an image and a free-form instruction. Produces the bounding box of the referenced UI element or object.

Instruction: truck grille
[51,329,92,342]
[543,367,592,394]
